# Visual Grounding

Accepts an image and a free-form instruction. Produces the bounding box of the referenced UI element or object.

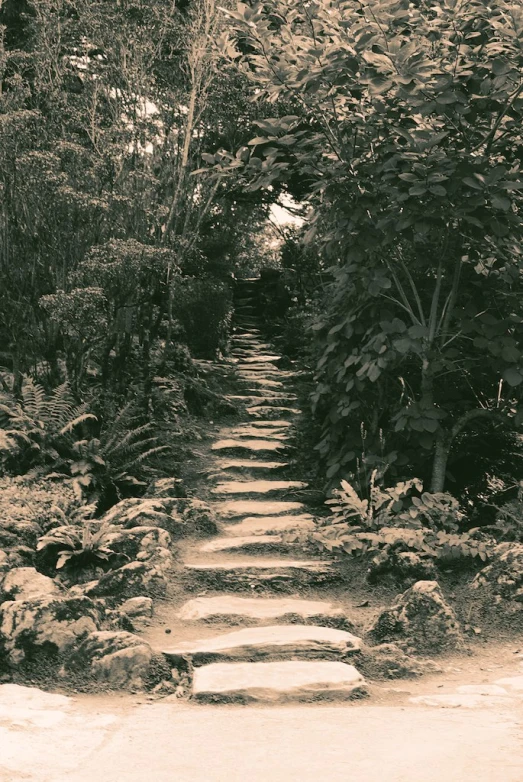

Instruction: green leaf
[503,368,523,387]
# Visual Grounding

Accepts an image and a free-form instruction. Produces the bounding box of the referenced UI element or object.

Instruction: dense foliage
[211,0,523,514]
[0,0,275,501]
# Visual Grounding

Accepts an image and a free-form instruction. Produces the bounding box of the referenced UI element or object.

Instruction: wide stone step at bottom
[222,513,316,536]
[191,660,366,703]
[176,595,353,630]
[183,558,339,590]
[163,624,362,668]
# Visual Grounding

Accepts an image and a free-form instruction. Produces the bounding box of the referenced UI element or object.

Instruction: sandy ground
[1,695,522,782]
[2,646,523,782]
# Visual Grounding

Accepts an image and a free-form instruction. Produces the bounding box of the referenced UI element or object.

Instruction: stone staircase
[162,278,367,703]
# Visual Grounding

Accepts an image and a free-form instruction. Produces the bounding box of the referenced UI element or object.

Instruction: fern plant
[0,377,95,474]
[69,403,171,506]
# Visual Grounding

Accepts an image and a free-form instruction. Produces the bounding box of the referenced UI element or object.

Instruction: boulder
[119,597,153,619]
[472,543,523,604]
[145,478,186,499]
[0,519,42,549]
[64,630,161,690]
[102,498,180,537]
[168,498,218,537]
[6,546,35,568]
[111,526,172,562]
[1,567,61,602]
[367,581,463,654]
[0,595,103,665]
[367,551,438,585]
[0,550,8,573]
[101,497,216,538]
[84,562,168,601]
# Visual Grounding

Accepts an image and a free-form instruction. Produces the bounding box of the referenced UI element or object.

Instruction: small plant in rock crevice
[36,505,124,583]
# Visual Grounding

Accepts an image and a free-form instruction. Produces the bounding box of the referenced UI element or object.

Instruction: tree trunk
[430,432,449,493]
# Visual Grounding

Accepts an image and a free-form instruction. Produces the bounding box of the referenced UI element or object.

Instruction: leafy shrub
[171,277,233,358]
[314,471,491,581]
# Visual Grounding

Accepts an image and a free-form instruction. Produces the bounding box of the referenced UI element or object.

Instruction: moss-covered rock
[64,630,166,690]
[367,581,463,654]
[0,595,103,665]
[472,543,523,605]
[1,567,61,602]
[84,561,168,601]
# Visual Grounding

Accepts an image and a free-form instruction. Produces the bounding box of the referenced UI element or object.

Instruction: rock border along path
[160,277,367,703]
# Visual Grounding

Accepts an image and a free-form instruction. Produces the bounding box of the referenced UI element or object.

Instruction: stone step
[163,625,362,667]
[184,558,338,590]
[221,426,289,440]
[176,595,352,629]
[191,661,366,703]
[238,355,282,364]
[211,439,288,455]
[215,459,290,474]
[241,378,284,389]
[233,330,261,337]
[198,535,290,554]
[249,420,293,428]
[211,480,307,497]
[223,514,316,537]
[214,500,305,519]
[236,363,281,372]
[226,395,297,406]
[247,406,301,419]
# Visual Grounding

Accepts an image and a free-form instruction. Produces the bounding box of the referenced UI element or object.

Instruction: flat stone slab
[216,459,289,473]
[164,625,362,668]
[176,596,351,629]
[223,426,289,440]
[223,514,316,536]
[495,676,523,691]
[249,420,293,428]
[214,500,305,518]
[240,355,282,364]
[211,439,287,454]
[192,661,366,703]
[184,558,338,590]
[227,395,297,407]
[198,535,289,553]
[247,406,301,419]
[236,364,281,372]
[211,480,307,496]
[410,694,514,709]
[241,378,284,389]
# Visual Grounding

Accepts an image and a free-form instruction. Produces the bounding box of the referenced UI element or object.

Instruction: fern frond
[60,413,97,436]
